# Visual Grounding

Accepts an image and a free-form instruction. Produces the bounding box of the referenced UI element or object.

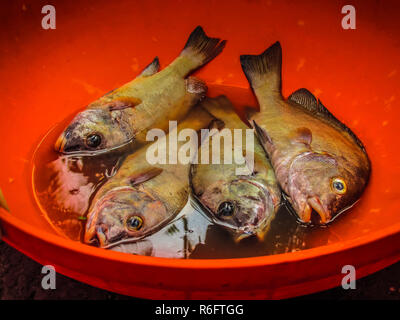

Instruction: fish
[240,42,371,225]
[55,26,226,155]
[84,105,215,248]
[190,96,281,241]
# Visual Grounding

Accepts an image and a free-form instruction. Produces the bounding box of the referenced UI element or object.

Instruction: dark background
[1,241,399,300]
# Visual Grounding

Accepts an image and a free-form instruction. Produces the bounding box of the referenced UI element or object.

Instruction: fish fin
[180,26,226,74]
[252,120,273,146]
[289,89,366,152]
[292,127,312,146]
[0,188,10,212]
[129,167,163,186]
[108,97,142,111]
[240,42,282,93]
[288,88,318,112]
[139,56,160,77]
[185,76,207,95]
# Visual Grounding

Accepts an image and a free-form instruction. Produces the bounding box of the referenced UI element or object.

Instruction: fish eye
[126,215,143,231]
[331,178,347,195]
[86,133,102,149]
[217,201,235,217]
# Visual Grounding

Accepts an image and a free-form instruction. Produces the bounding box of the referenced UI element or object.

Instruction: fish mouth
[86,225,108,247]
[300,196,330,225]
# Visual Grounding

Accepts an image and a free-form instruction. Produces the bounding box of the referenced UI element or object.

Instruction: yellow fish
[56,26,226,155]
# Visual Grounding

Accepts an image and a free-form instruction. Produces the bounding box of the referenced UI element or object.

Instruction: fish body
[240,42,370,224]
[84,106,215,248]
[190,96,281,241]
[56,26,226,154]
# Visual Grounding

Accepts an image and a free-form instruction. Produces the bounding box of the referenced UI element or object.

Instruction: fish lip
[307,196,330,224]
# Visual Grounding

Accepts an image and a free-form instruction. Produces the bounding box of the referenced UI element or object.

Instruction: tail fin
[179,26,226,74]
[240,42,282,93]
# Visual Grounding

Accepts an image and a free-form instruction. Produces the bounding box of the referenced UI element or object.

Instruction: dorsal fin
[288,88,366,152]
[288,88,318,112]
[139,57,160,77]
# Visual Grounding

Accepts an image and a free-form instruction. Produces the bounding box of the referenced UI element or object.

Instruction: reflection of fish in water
[189,205,323,259]
[111,240,154,256]
[84,105,216,248]
[133,201,212,258]
[190,96,281,242]
[35,153,122,240]
[55,26,226,155]
[44,157,95,216]
[241,42,370,225]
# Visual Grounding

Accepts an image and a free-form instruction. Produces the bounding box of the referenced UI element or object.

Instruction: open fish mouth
[299,196,330,225]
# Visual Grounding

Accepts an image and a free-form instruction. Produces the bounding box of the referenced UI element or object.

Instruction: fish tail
[178,26,226,75]
[240,42,282,96]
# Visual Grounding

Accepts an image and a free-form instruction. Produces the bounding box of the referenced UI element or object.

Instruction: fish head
[55,108,133,154]
[287,151,369,225]
[197,175,277,241]
[84,187,169,248]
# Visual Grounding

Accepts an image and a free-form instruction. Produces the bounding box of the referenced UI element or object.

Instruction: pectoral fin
[129,167,163,186]
[292,127,312,146]
[108,97,142,111]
